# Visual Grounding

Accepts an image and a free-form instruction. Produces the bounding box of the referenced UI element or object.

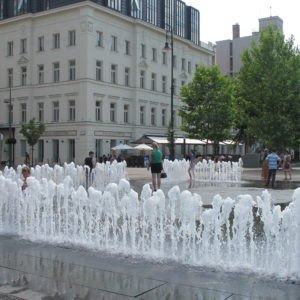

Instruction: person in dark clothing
[84,151,95,188]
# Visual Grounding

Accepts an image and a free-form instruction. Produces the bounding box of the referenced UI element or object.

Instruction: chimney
[232,23,240,39]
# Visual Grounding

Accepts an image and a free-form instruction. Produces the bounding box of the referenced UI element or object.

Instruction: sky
[184,0,300,47]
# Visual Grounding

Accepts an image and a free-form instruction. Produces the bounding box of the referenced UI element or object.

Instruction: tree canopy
[236,26,300,150]
[179,64,235,154]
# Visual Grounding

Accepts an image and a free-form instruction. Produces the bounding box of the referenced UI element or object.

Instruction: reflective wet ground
[0,236,299,300]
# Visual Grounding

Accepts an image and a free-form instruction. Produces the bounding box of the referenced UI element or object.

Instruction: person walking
[84,151,96,188]
[282,150,292,180]
[148,142,162,192]
[265,149,281,188]
[188,149,196,180]
[260,149,269,179]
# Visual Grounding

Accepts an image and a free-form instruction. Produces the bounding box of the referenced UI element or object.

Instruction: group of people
[261,149,292,188]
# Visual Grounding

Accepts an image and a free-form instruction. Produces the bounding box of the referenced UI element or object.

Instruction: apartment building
[0,0,214,165]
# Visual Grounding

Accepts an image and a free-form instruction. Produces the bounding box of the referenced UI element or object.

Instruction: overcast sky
[185,0,300,46]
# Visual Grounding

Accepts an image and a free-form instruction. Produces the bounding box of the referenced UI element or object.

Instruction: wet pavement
[0,236,299,300]
[1,167,300,299]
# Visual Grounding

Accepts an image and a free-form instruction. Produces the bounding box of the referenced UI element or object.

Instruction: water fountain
[163,158,243,182]
[0,168,299,280]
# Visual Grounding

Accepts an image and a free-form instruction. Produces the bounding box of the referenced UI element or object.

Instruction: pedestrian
[21,166,31,191]
[260,149,269,179]
[24,152,30,166]
[188,149,196,180]
[265,149,281,188]
[84,151,96,188]
[148,142,162,192]
[282,150,292,180]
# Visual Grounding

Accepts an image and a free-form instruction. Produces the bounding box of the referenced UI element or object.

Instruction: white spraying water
[163,158,243,182]
[0,171,299,280]
[1,160,127,190]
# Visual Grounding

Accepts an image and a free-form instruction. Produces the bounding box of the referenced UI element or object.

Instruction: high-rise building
[0,0,214,165]
[216,16,283,76]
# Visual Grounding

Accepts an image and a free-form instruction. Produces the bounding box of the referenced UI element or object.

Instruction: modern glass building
[0,0,200,45]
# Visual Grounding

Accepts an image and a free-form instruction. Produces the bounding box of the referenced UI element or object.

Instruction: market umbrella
[112,144,133,150]
[134,144,153,150]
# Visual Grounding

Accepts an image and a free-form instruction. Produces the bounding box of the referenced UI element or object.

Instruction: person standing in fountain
[84,151,96,188]
[282,150,292,180]
[148,142,162,192]
[21,166,31,191]
[265,149,281,188]
[188,149,196,180]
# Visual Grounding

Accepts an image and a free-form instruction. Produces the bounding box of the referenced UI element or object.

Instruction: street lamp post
[4,81,13,167]
[164,26,175,161]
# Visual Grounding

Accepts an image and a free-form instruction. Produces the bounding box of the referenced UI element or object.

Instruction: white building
[216,16,283,76]
[0,0,214,165]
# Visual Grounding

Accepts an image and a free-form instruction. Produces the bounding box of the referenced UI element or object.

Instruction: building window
[125,67,130,87]
[7,41,13,56]
[111,64,117,84]
[124,104,129,123]
[181,58,186,71]
[38,140,44,162]
[140,106,145,125]
[152,48,157,61]
[107,0,121,11]
[140,70,145,88]
[110,103,116,122]
[95,101,102,121]
[21,103,27,123]
[38,36,44,51]
[173,78,177,94]
[111,36,117,52]
[38,102,44,122]
[52,139,59,163]
[68,139,75,162]
[53,33,60,49]
[53,101,59,122]
[151,107,156,125]
[53,62,60,82]
[68,30,76,46]
[162,52,167,65]
[96,31,103,47]
[162,109,166,126]
[7,68,13,87]
[38,65,44,84]
[181,80,186,87]
[96,61,103,81]
[141,43,146,58]
[69,60,76,81]
[21,66,27,86]
[162,75,167,93]
[20,38,27,54]
[125,40,130,55]
[151,73,156,91]
[69,100,75,121]
[173,55,177,68]
[146,0,158,25]
[188,61,191,73]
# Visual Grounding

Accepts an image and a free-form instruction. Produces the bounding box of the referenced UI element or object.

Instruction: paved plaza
[0,166,300,299]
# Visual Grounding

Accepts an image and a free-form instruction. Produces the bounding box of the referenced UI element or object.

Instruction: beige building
[216,16,283,76]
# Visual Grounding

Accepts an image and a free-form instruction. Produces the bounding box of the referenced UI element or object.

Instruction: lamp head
[163,42,171,50]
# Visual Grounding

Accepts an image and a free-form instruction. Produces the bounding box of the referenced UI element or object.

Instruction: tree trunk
[31,145,34,167]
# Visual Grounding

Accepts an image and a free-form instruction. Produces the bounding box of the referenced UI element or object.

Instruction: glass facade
[1,0,200,46]
[146,0,158,26]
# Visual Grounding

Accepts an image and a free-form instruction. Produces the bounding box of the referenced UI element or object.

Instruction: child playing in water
[21,166,31,191]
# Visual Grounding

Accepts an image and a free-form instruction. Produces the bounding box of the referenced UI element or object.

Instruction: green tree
[179,64,235,155]
[20,118,46,166]
[236,26,300,150]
